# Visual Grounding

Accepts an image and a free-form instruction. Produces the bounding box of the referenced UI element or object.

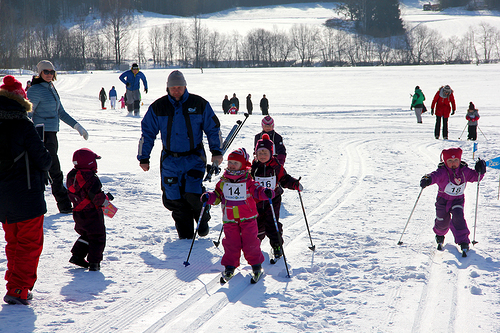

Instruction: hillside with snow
[1,2,500,333]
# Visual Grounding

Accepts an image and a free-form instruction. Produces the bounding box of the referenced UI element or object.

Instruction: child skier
[67,148,110,271]
[254,116,287,165]
[251,134,302,262]
[201,148,273,283]
[466,102,480,141]
[420,147,486,254]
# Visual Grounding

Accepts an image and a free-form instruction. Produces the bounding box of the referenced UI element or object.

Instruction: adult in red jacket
[431,85,456,140]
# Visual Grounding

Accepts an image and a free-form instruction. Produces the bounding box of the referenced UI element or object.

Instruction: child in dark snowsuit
[251,134,302,260]
[466,102,480,141]
[67,148,110,271]
[201,148,273,280]
[254,116,287,165]
[420,147,486,252]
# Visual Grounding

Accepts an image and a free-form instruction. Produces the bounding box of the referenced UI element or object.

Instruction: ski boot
[220,266,236,284]
[250,264,263,284]
[436,235,444,251]
[270,244,283,264]
[460,243,470,257]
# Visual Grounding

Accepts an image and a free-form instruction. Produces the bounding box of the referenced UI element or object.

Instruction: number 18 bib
[223,183,247,201]
[444,181,466,196]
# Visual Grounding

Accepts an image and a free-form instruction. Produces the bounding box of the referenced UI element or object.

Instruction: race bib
[444,181,466,196]
[223,183,247,201]
[255,176,276,189]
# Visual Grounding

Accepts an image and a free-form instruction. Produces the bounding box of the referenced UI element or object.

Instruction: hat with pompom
[441,147,462,163]
[255,133,274,155]
[227,147,251,170]
[0,75,26,99]
[469,102,475,110]
[261,115,274,128]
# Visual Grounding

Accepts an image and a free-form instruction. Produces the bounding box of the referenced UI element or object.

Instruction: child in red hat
[251,134,302,261]
[67,148,112,271]
[201,148,273,282]
[420,147,486,252]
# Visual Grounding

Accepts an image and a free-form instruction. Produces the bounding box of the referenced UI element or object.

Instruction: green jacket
[411,88,425,109]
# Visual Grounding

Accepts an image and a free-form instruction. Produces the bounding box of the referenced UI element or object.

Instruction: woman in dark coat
[0,75,52,305]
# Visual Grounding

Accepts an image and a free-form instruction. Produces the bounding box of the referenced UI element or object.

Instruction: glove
[102,199,110,207]
[410,106,413,110]
[264,188,273,198]
[451,110,455,115]
[126,82,130,87]
[106,192,114,201]
[475,159,487,174]
[144,88,148,94]
[420,175,432,188]
[74,123,89,140]
[201,193,209,203]
[431,109,434,116]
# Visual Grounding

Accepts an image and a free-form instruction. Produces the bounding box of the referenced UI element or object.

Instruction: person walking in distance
[119,63,148,116]
[246,94,253,115]
[260,94,269,115]
[410,86,425,124]
[27,60,89,214]
[138,70,223,239]
[99,88,107,109]
[431,85,456,140]
[109,86,117,109]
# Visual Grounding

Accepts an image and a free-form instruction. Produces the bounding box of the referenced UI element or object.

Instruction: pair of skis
[204,113,249,182]
[220,269,263,285]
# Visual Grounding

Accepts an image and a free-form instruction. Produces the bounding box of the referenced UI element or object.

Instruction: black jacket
[0,90,52,224]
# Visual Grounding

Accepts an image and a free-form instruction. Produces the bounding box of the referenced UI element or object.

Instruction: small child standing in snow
[67,148,110,271]
[420,147,486,253]
[466,102,480,141]
[119,95,125,109]
[251,134,302,261]
[201,148,273,282]
[254,116,287,165]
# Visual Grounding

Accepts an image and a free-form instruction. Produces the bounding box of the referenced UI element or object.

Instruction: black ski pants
[71,209,106,263]
[434,116,448,139]
[44,132,72,211]
[256,195,283,247]
[162,192,210,239]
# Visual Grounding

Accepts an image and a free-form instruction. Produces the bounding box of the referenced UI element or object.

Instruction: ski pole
[397,188,423,245]
[268,197,291,278]
[477,126,488,141]
[458,124,467,140]
[472,172,482,245]
[213,227,223,247]
[297,177,315,251]
[183,202,207,267]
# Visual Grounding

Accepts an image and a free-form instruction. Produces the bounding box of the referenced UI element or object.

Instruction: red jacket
[67,169,106,211]
[431,88,456,118]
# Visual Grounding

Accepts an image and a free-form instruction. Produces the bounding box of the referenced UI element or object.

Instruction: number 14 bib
[223,183,247,201]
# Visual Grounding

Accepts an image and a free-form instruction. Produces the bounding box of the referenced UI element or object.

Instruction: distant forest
[1,0,500,71]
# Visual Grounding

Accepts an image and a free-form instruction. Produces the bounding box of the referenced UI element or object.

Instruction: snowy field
[2,2,500,333]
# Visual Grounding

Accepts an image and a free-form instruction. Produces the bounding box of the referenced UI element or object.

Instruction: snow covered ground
[2,3,500,333]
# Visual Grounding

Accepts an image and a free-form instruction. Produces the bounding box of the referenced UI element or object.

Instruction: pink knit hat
[0,75,26,99]
[261,116,274,128]
[441,147,462,163]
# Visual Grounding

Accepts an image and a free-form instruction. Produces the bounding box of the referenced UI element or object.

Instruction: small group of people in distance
[223,93,269,115]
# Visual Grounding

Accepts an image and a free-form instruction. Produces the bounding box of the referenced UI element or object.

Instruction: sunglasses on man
[43,69,55,75]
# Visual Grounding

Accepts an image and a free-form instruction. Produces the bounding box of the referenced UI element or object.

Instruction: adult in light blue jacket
[27,60,88,214]
[138,70,223,239]
[119,63,148,116]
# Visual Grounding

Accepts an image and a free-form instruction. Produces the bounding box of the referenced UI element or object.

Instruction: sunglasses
[43,70,55,75]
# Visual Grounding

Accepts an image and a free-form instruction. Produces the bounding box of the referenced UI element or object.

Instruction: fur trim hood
[0,89,32,120]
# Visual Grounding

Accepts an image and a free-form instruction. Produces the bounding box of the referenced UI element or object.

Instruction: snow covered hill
[1,3,500,333]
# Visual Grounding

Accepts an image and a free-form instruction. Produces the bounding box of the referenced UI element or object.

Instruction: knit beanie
[443,85,451,93]
[469,102,475,110]
[227,148,251,170]
[255,133,274,155]
[73,148,101,172]
[261,115,274,128]
[167,70,187,87]
[36,60,55,75]
[131,63,139,70]
[0,75,26,99]
[441,147,462,163]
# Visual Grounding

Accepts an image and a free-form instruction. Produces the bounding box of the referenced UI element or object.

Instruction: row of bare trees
[3,16,500,71]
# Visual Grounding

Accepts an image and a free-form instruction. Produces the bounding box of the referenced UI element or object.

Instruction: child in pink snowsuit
[420,147,486,252]
[119,96,125,109]
[201,148,273,278]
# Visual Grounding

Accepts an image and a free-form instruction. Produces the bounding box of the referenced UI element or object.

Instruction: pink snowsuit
[205,169,271,268]
[428,162,484,244]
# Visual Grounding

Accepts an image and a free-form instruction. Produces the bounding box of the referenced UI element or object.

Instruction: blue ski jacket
[138,89,222,162]
[109,87,117,97]
[119,70,148,91]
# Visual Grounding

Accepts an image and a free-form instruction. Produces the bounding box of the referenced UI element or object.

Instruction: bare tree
[103,0,133,66]
[149,26,163,67]
[476,22,498,63]
[162,23,177,66]
[290,24,320,66]
[191,17,208,68]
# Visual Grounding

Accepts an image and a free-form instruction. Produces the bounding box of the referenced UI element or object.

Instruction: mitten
[201,193,209,203]
[475,159,486,174]
[451,110,455,115]
[144,88,148,94]
[420,175,432,188]
[264,188,273,198]
[126,82,130,87]
[74,123,89,140]
[431,109,434,116]
[106,192,114,201]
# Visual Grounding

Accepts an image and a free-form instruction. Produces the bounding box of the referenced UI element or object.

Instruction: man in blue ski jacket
[138,70,223,239]
[119,63,148,116]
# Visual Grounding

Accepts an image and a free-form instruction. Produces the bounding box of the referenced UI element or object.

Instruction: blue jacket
[119,70,148,91]
[27,77,77,132]
[109,87,117,97]
[138,89,222,162]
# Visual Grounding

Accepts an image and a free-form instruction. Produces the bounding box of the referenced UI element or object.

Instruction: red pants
[3,216,44,299]
[221,219,264,268]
